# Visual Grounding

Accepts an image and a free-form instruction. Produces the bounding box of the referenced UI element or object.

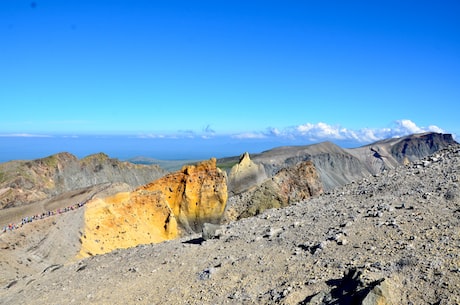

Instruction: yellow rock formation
[139,158,228,232]
[78,190,178,258]
[78,158,227,257]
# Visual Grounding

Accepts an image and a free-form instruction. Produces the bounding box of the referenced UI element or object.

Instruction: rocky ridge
[220,132,457,191]
[347,132,457,174]
[138,158,228,233]
[225,159,323,221]
[0,152,168,210]
[223,133,456,223]
[0,143,458,304]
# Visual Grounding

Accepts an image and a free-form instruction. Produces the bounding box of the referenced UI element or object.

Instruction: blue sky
[0,1,459,160]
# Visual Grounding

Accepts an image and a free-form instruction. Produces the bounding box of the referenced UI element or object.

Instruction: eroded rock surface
[79,190,178,257]
[138,158,228,233]
[227,152,267,195]
[0,152,167,209]
[225,160,323,220]
[77,158,228,256]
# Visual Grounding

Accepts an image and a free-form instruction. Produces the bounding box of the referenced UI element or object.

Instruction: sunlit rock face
[139,158,228,233]
[79,158,227,257]
[78,190,178,257]
[227,152,268,195]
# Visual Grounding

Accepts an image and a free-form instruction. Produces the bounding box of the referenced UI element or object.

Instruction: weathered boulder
[302,268,397,305]
[227,152,267,195]
[201,223,223,241]
[362,279,394,305]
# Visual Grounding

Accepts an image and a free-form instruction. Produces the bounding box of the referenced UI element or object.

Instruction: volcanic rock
[0,152,167,210]
[78,190,178,257]
[225,160,323,220]
[2,145,459,304]
[77,158,227,256]
[219,132,457,191]
[227,152,267,195]
[302,268,397,304]
[137,158,227,233]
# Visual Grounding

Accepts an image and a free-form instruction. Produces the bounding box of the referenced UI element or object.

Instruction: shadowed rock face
[225,160,323,220]
[389,133,457,163]
[0,152,168,210]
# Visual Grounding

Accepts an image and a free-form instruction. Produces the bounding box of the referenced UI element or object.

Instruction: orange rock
[139,158,228,232]
[78,190,178,257]
[78,158,227,257]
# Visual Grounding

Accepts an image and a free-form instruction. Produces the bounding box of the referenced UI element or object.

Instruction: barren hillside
[220,132,457,191]
[0,143,458,304]
[0,152,167,210]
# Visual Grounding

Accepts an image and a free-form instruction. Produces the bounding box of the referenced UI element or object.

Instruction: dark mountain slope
[347,132,458,174]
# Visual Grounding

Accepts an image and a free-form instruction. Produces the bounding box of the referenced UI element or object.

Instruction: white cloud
[426,125,444,133]
[267,127,282,136]
[125,119,448,145]
[232,132,267,139]
[260,119,446,144]
[136,134,167,139]
[390,120,445,138]
[0,133,52,138]
[396,119,424,134]
[296,122,346,139]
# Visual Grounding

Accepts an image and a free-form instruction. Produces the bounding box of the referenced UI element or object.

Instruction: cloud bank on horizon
[0,119,454,162]
[236,119,446,143]
[3,119,447,145]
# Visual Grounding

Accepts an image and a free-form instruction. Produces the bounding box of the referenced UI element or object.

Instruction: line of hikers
[1,201,86,234]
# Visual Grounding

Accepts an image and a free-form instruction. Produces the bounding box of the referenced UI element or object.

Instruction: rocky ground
[0,145,459,304]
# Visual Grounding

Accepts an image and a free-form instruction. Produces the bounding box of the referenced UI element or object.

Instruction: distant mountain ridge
[0,132,456,213]
[0,152,167,210]
[127,156,201,171]
[219,132,457,191]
